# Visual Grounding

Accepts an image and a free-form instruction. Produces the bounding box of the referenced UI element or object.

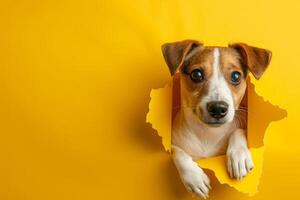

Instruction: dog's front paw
[180,164,211,199]
[227,147,254,180]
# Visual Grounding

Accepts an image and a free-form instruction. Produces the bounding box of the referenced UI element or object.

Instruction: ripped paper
[146,75,286,195]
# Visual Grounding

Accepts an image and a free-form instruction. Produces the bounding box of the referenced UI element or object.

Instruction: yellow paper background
[0,0,299,199]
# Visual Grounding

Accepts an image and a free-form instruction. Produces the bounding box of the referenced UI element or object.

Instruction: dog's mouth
[205,119,227,127]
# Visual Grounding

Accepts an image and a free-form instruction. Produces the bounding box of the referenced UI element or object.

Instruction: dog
[161,40,271,198]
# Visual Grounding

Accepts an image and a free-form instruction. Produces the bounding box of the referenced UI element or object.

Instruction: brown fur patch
[179,46,247,120]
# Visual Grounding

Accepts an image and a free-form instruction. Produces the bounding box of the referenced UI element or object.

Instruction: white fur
[199,48,235,123]
[173,107,234,160]
[172,111,253,197]
[172,145,210,199]
[227,129,254,180]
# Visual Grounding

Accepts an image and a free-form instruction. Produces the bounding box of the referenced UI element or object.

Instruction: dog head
[162,40,271,126]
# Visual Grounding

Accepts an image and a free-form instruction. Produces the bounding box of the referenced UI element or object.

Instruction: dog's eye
[231,71,241,84]
[190,69,204,83]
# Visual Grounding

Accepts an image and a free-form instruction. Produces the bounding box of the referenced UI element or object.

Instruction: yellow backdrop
[0,0,299,199]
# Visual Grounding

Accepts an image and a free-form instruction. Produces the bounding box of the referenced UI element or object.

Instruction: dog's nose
[207,101,228,119]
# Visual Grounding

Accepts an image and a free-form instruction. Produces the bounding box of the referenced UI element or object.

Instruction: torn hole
[146,74,287,195]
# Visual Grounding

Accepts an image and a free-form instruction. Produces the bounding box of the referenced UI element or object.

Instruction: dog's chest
[172,113,235,160]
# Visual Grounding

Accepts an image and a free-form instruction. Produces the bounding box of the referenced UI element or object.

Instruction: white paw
[227,147,254,180]
[180,164,211,199]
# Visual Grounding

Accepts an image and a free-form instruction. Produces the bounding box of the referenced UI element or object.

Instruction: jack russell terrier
[161,40,271,198]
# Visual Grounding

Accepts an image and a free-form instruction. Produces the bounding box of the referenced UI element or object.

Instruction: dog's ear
[161,40,203,75]
[229,43,272,80]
